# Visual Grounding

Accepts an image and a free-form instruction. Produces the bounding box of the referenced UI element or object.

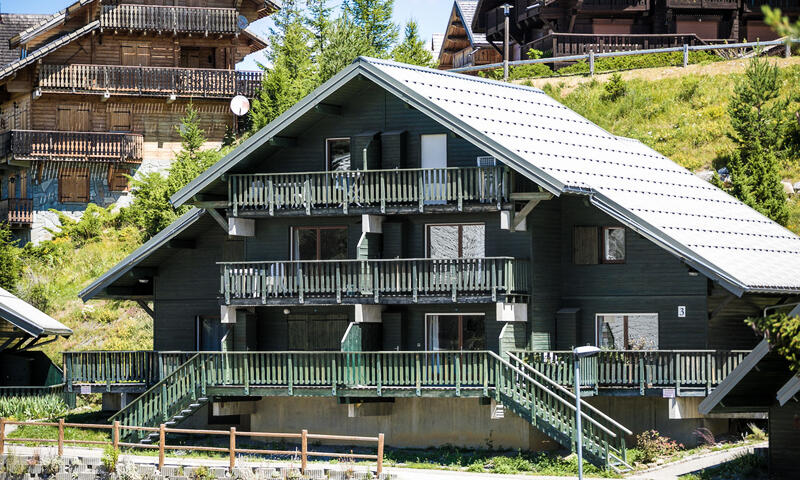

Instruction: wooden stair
[139,398,209,444]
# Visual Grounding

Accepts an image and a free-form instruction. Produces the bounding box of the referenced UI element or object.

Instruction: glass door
[425,314,486,351]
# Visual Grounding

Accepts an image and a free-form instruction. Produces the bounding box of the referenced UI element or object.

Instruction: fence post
[589,50,595,76]
[300,429,308,474]
[57,418,64,456]
[158,424,166,470]
[112,420,120,452]
[377,433,384,475]
[229,427,236,471]
[0,417,5,453]
[786,42,792,59]
[683,44,689,68]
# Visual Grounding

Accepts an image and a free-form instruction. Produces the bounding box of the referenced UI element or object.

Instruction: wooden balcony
[530,33,705,57]
[228,166,514,217]
[744,0,800,13]
[100,4,238,35]
[580,0,650,12]
[666,0,738,8]
[39,64,263,99]
[513,350,750,396]
[0,130,143,163]
[63,351,194,393]
[219,257,529,306]
[0,198,33,226]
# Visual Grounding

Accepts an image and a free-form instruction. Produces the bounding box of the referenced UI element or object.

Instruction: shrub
[47,204,119,246]
[677,77,702,102]
[3,453,28,479]
[0,395,68,420]
[602,73,627,101]
[636,430,683,464]
[190,465,215,480]
[0,222,21,292]
[101,445,120,474]
[41,456,63,477]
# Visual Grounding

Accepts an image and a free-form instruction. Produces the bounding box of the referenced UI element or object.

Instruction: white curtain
[427,316,440,351]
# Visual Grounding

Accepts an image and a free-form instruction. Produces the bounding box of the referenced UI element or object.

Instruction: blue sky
[2,0,454,68]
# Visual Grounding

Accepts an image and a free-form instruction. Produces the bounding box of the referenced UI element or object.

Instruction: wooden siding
[769,402,800,480]
[530,197,561,350]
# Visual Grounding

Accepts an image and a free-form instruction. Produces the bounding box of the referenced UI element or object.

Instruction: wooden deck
[0,198,33,225]
[219,258,530,306]
[39,64,262,99]
[0,130,144,163]
[100,4,239,35]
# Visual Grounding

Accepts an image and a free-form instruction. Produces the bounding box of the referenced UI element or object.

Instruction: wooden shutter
[108,166,130,192]
[59,167,90,203]
[137,45,151,66]
[121,45,137,66]
[8,174,15,199]
[75,106,90,132]
[109,105,132,132]
[573,226,599,265]
[56,106,73,131]
[19,170,26,198]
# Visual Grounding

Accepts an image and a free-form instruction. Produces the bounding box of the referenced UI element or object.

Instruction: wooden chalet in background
[444,0,796,66]
[0,0,279,243]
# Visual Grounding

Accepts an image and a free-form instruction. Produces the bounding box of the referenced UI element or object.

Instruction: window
[426,224,485,258]
[573,226,626,264]
[292,226,348,260]
[602,227,626,263]
[596,314,659,350]
[326,138,350,171]
[108,166,130,192]
[180,47,215,69]
[196,316,229,352]
[58,167,90,203]
[425,314,486,350]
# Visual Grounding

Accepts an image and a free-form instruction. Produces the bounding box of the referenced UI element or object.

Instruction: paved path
[628,442,767,480]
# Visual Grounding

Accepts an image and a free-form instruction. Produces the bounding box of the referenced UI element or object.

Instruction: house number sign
[677,306,686,318]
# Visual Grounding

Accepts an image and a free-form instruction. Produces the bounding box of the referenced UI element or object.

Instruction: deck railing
[100,4,239,34]
[744,0,800,11]
[581,0,650,10]
[39,64,263,99]
[530,33,705,57]
[2,130,143,163]
[219,257,529,304]
[63,351,195,391]
[228,166,511,216]
[666,0,738,7]
[512,350,750,394]
[0,198,33,225]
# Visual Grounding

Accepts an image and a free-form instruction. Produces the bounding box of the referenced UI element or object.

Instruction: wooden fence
[0,418,384,474]
[228,166,511,216]
[0,198,33,224]
[100,4,239,34]
[219,257,529,304]
[6,130,143,163]
[39,64,263,99]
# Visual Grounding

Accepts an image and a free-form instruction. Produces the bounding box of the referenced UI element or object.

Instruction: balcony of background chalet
[743,0,800,13]
[529,33,705,57]
[0,198,33,226]
[100,4,239,36]
[219,257,530,306]
[666,0,738,9]
[0,130,143,164]
[38,64,262,100]
[579,0,650,12]
[225,166,542,217]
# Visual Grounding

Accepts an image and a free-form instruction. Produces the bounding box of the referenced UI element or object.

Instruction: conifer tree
[318,16,376,83]
[392,20,435,67]
[306,0,332,59]
[343,0,398,56]
[763,6,800,39]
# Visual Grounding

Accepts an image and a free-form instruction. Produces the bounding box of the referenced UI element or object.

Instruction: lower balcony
[530,33,706,57]
[0,130,143,163]
[0,198,33,226]
[219,258,529,306]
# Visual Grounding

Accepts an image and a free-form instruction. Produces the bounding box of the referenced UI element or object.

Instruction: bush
[47,204,119,246]
[0,395,69,420]
[101,445,119,473]
[602,73,627,101]
[636,430,683,464]
[0,222,21,292]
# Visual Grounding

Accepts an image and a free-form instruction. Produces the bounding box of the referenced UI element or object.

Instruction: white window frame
[424,312,486,351]
[594,312,659,350]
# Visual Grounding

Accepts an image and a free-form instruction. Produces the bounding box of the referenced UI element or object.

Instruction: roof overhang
[8,0,94,49]
[0,288,71,337]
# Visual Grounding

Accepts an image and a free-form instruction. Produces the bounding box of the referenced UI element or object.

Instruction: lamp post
[573,345,600,479]
[501,4,513,81]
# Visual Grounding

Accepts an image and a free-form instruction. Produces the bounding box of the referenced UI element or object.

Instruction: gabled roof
[170,57,800,296]
[79,208,206,301]
[0,14,49,65]
[0,287,71,337]
[8,0,95,49]
[431,33,444,60]
[455,0,487,46]
[0,20,99,83]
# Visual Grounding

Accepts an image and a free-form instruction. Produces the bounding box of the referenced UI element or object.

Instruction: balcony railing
[0,198,33,225]
[219,257,529,305]
[228,166,511,216]
[530,33,706,57]
[666,0,738,8]
[580,0,650,10]
[39,64,263,99]
[100,4,239,35]
[0,130,143,163]
[63,351,195,392]
[744,0,800,11]
[511,350,750,395]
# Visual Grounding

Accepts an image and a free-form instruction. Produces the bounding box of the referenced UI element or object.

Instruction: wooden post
[589,50,595,76]
[158,424,166,470]
[229,427,236,471]
[377,433,384,475]
[786,42,792,59]
[112,420,120,451]
[683,44,689,68]
[0,417,5,453]
[300,429,308,473]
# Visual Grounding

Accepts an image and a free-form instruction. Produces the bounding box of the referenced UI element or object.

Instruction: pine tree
[306,0,332,59]
[726,56,790,225]
[343,0,398,56]
[318,16,376,83]
[391,20,435,67]
[763,6,800,39]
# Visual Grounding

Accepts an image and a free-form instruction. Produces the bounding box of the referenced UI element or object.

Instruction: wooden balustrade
[228,166,511,216]
[219,257,529,305]
[513,350,750,394]
[744,0,800,11]
[666,0,738,8]
[530,33,705,57]
[580,0,650,10]
[100,4,239,34]
[0,198,33,225]
[6,130,143,163]
[64,351,161,390]
[39,64,263,99]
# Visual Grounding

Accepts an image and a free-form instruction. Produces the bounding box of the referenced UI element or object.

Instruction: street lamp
[573,345,600,479]
[501,4,513,81]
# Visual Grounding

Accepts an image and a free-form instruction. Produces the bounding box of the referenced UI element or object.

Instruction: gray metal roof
[172,57,800,295]
[0,20,99,83]
[455,0,488,46]
[79,208,206,301]
[0,287,71,337]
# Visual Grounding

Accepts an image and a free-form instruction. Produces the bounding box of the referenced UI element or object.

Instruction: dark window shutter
[573,226,599,265]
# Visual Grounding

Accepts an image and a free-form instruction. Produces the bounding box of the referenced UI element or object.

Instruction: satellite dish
[230,95,250,116]
[237,15,249,30]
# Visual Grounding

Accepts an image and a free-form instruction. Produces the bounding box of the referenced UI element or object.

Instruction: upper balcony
[666,0,739,9]
[579,0,650,12]
[219,257,529,306]
[743,0,800,13]
[530,33,705,57]
[228,166,520,217]
[0,130,143,164]
[0,198,33,226]
[100,4,239,36]
[38,64,262,100]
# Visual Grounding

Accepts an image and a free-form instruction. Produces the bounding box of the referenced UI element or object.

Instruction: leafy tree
[724,57,790,225]
[763,6,800,39]
[318,16,376,83]
[391,20,435,67]
[0,223,20,292]
[343,0,398,56]
[748,312,800,372]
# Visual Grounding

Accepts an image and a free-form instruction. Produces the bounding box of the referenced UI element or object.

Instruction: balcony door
[425,314,486,351]
[421,134,447,204]
[291,226,348,260]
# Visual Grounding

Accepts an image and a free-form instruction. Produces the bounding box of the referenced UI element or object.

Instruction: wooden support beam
[509,192,554,201]
[268,136,297,147]
[314,103,342,116]
[206,208,229,232]
[513,198,541,229]
[137,300,155,319]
